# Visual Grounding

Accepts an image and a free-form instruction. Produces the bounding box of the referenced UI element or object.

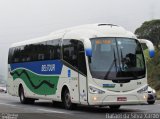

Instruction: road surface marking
[38,109,69,114]
[0,102,16,107]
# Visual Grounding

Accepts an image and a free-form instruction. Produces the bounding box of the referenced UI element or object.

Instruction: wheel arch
[61,85,69,101]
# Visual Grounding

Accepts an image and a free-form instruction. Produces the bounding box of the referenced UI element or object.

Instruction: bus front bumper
[88,94,148,106]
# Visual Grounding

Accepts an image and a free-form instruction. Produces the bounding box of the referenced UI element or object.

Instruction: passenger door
[78,41,88,104]
[62,39,80,103]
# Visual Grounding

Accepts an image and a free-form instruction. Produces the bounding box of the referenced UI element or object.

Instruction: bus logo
[103,84,115,88]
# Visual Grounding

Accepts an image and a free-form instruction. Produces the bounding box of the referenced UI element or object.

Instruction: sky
[0,0,160,79]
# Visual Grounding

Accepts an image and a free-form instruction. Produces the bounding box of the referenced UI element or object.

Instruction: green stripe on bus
[11,69,59,95]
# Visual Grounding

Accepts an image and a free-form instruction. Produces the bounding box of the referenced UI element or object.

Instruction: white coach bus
[7,24,155,110]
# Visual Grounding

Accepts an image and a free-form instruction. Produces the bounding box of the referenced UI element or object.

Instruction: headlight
[89,86,105,94]
[137,85,148,93]
[152,89,156,93]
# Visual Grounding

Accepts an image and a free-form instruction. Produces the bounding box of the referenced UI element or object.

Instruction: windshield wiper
[104,48,117,79]
[120,48,125,71]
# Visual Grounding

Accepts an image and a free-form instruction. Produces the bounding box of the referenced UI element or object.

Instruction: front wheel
[147,101,155,105]
[62,89,76,110]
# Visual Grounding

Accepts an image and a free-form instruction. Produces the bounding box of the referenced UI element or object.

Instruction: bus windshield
[89,37,146,80]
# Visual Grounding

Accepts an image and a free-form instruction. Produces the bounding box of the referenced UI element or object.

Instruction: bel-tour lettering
[41,64,55,72]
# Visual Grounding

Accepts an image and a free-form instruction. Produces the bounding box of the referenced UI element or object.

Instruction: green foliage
[135,20,160,98]
[135,19,160,48]
[144,48,160,98]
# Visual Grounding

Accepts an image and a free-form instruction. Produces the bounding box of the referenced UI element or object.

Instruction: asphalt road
[0,93,160,119]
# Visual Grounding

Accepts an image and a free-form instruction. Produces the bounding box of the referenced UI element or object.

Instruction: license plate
[117,97,127,101]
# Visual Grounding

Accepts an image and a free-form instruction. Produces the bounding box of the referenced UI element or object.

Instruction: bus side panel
[8,60,63,99]
[56,65,80,104]
[8,60,80,104]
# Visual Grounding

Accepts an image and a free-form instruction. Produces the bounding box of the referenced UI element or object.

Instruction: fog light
[93,96,97,101]
[143,95,148,100]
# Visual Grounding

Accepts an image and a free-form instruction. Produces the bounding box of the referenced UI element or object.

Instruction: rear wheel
[62,89,76,110]
[19,86,27,104]
[27,98,35,104]
[19,86,35,104]
[109,105,121,110]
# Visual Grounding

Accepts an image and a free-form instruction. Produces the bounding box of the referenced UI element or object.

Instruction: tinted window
[12,46,24,63]
[78,42,87,75]
[46,40,61,60]
[8,48,13,63]
[8,39,61,64]
[62,39,78,68]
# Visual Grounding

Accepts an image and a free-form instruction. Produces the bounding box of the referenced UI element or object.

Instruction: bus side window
[8,48,14,64]
[12,47,23,63]
[78,41,87,76]
[62,39,78,68]
[46,39,61,60]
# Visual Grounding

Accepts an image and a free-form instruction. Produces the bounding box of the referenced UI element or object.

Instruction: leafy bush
[144,49,160,99]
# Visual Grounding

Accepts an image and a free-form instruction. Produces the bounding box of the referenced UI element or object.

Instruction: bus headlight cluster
[137,85,148,94]
[152,89,156,93]
[89,86,105,94]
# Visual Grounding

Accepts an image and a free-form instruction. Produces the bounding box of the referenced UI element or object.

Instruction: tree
[135,20,160,99]
[135,19,160,48]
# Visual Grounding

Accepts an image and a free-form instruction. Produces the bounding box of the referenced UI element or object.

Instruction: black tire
[109,105,121,110]
[27,98,35,104]
[19,86,35,104]
[147,101,155,105]
[52,101,61,107]
[62,89,76,110]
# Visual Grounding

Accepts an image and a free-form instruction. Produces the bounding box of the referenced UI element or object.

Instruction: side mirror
[85,49,92,57]
[149,50,155,58]
[84,39,92,57]
[138,39,155,58]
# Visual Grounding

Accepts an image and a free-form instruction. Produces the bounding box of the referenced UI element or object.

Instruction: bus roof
[10,23,136,48]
